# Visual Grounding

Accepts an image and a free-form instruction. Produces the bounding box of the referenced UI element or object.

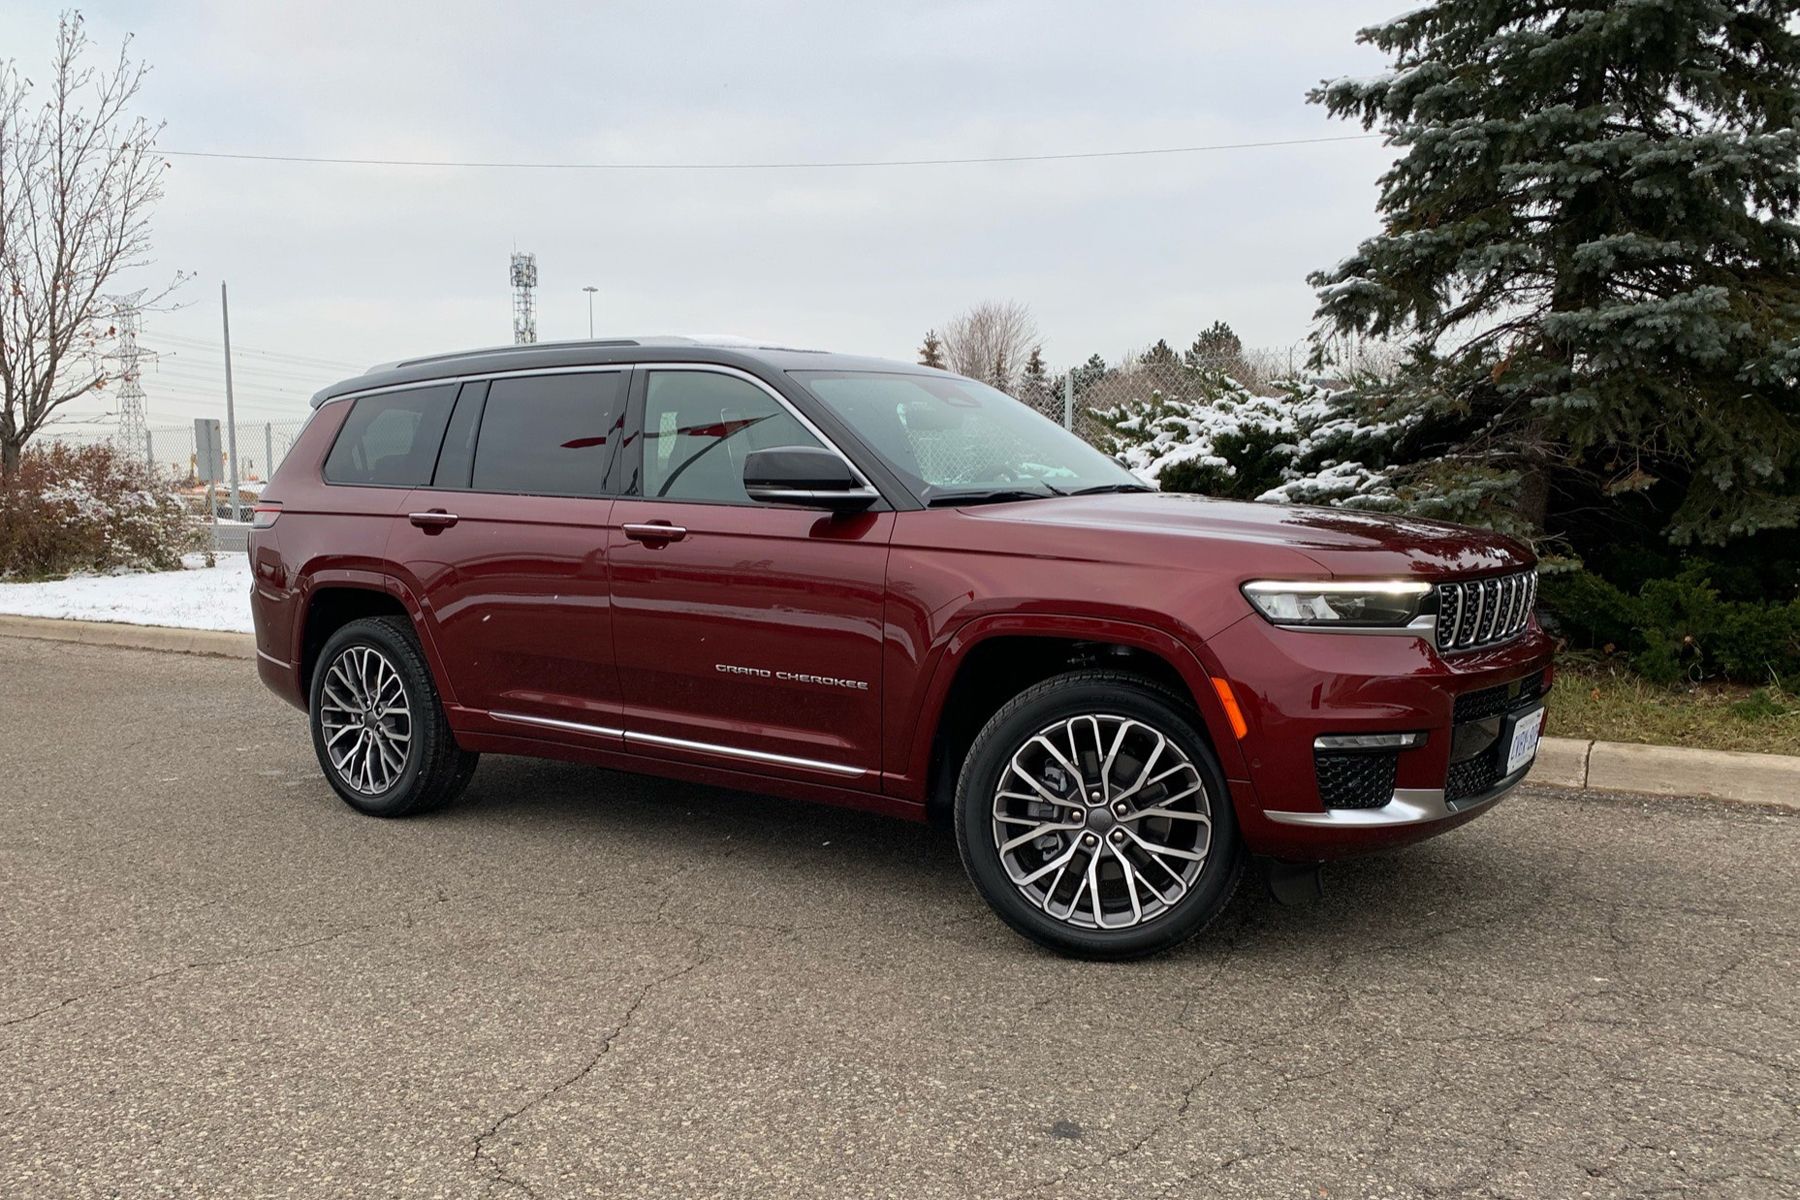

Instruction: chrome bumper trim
[1264,767,1528,828]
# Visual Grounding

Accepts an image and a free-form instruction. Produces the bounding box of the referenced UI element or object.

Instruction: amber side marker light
[1209,677,1249,740]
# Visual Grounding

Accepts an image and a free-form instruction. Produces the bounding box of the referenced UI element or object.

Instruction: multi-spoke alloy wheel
[992,713,1211,930]
[307,616,479,817]
[955,671,1243,959]
[319,644,413,795]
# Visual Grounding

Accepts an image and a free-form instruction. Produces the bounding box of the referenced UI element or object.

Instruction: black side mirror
[743,446,879,513]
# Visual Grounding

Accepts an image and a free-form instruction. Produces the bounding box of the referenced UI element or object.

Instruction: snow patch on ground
[0,553,253,633]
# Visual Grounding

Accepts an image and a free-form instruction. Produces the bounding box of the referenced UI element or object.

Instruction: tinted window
[322,386,457,487]
[794,370,1141,500]
[430,382,487,489]
[471,372,626,497]
[641,371,823,503]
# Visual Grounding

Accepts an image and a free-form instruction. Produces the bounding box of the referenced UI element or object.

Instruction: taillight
[251,503,282,529]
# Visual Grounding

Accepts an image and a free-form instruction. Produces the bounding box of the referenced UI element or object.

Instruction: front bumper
[1262,764,1529,828]
[1207,612,1556,862]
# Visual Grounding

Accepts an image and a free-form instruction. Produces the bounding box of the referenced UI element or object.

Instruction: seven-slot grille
[1434,570,1537,653]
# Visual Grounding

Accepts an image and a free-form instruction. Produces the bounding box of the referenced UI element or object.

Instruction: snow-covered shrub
[0,442,200,578]
[1089,371,1413,510]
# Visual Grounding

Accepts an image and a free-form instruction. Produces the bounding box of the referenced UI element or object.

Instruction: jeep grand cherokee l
[248,337,1554,959]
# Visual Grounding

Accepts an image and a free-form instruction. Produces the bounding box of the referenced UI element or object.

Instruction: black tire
[308,615,478,817]
[954,670,1244,960]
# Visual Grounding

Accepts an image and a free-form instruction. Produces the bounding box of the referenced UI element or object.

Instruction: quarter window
[471,372,626,498]
[641,371,824,503]
[322,386,458,487]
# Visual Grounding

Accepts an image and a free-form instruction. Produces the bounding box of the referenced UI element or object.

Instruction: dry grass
[1550,659,1800,757]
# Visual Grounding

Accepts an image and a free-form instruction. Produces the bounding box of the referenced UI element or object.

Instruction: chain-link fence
[1008,359,1269,453]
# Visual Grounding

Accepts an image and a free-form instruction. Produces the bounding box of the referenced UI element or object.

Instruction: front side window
[472,372,626,498]
[641,371,824,503]
[793,371,1143,503]
[322,385,458,487]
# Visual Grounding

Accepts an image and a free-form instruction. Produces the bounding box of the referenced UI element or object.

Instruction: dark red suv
[248,337,1553,958]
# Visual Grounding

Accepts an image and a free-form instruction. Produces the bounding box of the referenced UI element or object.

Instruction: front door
[387,369,630,736]
[608,367,892,785]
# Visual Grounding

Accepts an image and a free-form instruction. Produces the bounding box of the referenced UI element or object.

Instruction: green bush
[0,442,200,579]
[1542,564,1800,685]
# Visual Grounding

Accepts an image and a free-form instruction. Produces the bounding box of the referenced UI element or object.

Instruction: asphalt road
[2,636,1795,1200]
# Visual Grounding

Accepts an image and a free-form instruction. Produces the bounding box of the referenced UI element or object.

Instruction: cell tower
[510,252,539,344]
[108,291,150,452]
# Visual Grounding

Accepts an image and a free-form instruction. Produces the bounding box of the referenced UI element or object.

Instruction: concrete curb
[1,616,1794,810]
[1531,735,1799,811]
[0,614,254,659]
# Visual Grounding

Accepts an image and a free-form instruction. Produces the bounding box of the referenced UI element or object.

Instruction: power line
[151,132,1383,172]
[153,333,364,370]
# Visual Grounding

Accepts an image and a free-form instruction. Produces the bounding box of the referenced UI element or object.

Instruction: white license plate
[1506,707,1545,775]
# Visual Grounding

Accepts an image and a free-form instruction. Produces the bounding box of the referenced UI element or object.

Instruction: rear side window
[472,372,626,497]
[322,386,458,487]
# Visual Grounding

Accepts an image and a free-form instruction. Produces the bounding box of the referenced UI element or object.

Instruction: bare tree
[0,13,174,479]
[939,300,1039,392]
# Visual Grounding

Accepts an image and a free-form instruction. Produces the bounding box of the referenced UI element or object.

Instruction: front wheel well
[926,636,1202,826]
[300,586,410,696]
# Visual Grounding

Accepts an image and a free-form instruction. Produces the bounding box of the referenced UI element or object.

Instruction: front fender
[899,610,1256,798]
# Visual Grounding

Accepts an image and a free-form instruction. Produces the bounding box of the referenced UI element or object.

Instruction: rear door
[387,369,631,738]
[608,366,893,785]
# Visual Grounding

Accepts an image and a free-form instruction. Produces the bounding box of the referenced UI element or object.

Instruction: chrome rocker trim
[1263,764,1529,828]
[489,711,865,778]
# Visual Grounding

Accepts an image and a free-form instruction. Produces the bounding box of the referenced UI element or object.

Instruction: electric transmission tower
[510,252,539,344]
[107,291,151,452]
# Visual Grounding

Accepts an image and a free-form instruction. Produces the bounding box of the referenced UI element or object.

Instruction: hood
[958,492,1534,579]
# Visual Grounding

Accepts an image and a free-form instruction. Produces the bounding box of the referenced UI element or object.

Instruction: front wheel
[309,616,478,817]
[954,671,1244,959]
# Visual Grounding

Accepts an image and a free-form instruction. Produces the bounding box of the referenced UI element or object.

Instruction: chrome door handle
[409,510,459,531]
[623,522,688,545]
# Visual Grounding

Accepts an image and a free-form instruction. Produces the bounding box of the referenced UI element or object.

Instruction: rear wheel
[309,616,478,817]
[954,671,1243,959]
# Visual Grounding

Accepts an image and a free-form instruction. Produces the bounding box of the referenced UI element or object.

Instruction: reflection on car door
[608,367,893,785]
[386,370,630,739]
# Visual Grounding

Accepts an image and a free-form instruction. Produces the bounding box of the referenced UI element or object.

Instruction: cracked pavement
[2,636,1796,1198]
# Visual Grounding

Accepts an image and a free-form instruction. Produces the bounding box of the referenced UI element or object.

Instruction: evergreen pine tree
[1310,1,1800,545]
[1070,353,1109,397]
[1184,321,1244,373]
[1143,338,1179,367]
[1024,345,1047,383]
[918,329,945,369]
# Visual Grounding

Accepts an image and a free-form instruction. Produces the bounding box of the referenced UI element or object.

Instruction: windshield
[792,370,1144,504]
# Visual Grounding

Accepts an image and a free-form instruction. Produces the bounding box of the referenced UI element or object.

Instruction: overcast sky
[5,0,1404,428]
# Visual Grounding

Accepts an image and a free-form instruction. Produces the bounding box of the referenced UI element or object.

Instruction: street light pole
[582,286,598,339]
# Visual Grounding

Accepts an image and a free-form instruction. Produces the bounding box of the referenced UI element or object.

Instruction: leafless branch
[0,11,179,477]
[939,300,1040,393]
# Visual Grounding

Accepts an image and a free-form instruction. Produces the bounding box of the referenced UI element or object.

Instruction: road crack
[470,932,710,1198]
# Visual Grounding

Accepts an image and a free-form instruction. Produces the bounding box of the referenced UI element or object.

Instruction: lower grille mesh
[1315,751,1398,810]
[1446,754,1502,803]
[1453,671,1547,724]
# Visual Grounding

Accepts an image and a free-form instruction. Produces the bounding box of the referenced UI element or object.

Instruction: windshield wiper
[1067,482,1154,496]
[926,485,1062,508]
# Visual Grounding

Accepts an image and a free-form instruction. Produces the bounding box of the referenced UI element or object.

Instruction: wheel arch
[293,571,444,703]
[914,615,1251,824]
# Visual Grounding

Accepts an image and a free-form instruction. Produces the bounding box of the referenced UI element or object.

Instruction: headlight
[1241,579,1432,628]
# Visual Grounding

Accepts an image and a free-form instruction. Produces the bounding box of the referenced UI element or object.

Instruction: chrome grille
[1434,570,1536,653]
